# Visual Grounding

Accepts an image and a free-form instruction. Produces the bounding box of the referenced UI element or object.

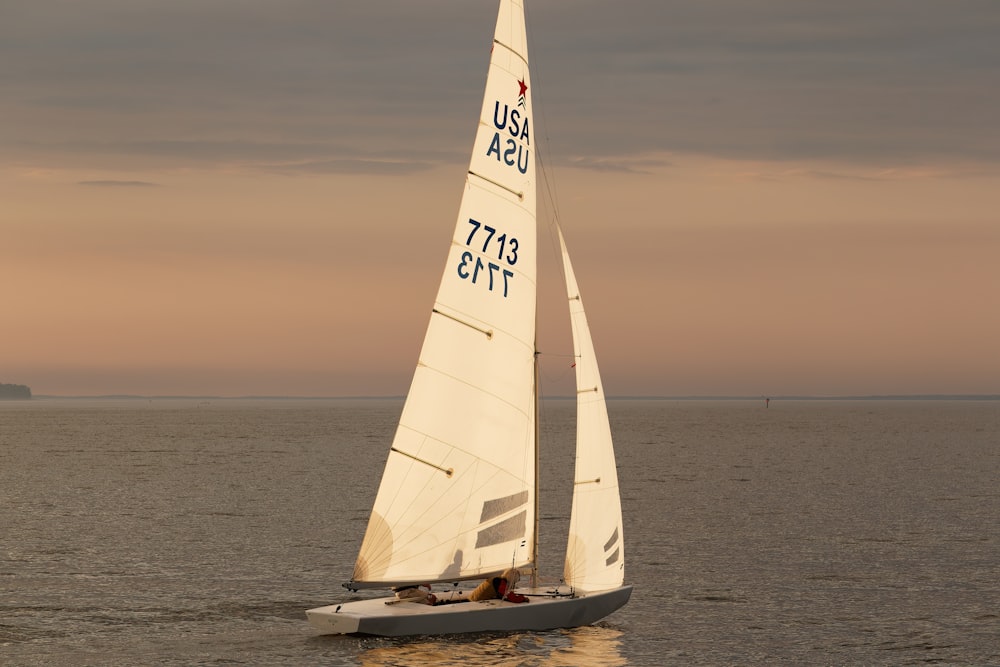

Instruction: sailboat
[306,0,631,636]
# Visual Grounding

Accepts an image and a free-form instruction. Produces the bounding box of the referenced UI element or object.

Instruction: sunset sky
[3,0,998,397]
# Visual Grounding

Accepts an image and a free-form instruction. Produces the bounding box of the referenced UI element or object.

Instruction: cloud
[264,158,435,176]
[2,0,999,172]
[78,179,158,187]
[561,156,673,175]
[531,0,1000,164]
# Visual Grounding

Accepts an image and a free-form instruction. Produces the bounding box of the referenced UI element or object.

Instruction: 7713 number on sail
[457,218,518,298]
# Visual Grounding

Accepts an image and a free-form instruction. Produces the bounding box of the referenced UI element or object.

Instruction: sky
[2,0,999,397]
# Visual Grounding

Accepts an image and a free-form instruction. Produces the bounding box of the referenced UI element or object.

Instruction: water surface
[2,398,997,665]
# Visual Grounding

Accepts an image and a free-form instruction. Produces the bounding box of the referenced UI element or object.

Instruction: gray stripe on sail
[480,490,530,523]
[475,510,527,548]
[605,547,620,567]
[604,527,619,553]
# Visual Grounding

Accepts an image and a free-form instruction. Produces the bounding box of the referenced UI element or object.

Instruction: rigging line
[536,143,562,229]
[531,92,563,226]
[535,142,564,276]
[523,4,569,289]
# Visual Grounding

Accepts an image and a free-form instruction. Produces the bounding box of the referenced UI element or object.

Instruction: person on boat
[392,583,437,605]
[468,568,530,603]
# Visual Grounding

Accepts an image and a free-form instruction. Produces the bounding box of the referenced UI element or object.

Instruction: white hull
[306,585,632,636]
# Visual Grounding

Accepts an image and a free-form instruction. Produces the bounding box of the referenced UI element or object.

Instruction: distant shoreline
[0,383,32,400]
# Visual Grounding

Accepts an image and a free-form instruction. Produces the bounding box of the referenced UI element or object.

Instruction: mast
[531,348,540,588]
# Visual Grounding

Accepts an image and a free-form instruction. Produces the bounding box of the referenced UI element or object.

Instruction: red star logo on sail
[517,79,527,107]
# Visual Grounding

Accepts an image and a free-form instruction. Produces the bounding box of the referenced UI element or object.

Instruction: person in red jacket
[468,567,530,603]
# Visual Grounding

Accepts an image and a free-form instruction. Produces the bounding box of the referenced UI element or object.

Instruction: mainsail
[351,0,537,588]
[558,227,626,593]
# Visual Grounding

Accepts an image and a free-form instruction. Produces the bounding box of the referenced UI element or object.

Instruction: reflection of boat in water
[305,0,631,637]
[358,626,627,667]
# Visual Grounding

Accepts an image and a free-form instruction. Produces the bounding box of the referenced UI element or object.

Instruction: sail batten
[469,170,525,198]
[430,308,495,338]
[493,38,529,64]
[388,447,454,477]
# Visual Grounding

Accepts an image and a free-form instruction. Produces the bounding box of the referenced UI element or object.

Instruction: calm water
[2,398,998,665]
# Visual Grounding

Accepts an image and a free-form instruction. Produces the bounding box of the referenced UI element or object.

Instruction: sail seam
[403,364,533,433]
